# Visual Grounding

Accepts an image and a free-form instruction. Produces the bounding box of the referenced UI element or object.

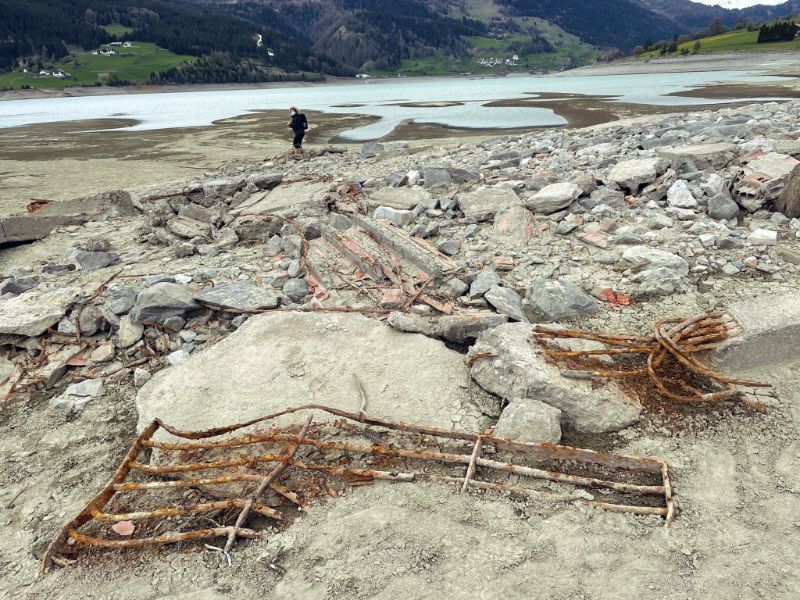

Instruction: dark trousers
[293,131,305,148]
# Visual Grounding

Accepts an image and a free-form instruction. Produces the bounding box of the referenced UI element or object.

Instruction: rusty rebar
[532,312,771,409]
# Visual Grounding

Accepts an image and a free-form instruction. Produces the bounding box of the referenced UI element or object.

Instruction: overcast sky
[692,0,788,7]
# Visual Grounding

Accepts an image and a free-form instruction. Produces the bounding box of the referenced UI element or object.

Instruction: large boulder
[470,324,640,433]
[523,279,598,322]
[136,312,486,434]
[130,283,199,324]
[606,158,670,192]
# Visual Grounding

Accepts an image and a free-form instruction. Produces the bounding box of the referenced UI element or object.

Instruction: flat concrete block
[714,293,800,371]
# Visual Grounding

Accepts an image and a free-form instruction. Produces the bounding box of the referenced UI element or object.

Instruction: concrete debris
[0,287,80,337]
[470,323,641,433]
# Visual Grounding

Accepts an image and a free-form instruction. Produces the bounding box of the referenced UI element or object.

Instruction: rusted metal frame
[322,227,391,283]
[135,436,665,497]
[223,415,313,553]
[403,276,434,311]
[461,437,483,495]
[90,499,283,523]
[69,527,262,549]
[41,419,162,573]
[113,474,264,491]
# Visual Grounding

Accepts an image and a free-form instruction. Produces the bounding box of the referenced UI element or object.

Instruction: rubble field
[1,99,800,599]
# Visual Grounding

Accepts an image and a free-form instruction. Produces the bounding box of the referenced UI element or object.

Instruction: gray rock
[589,188,627,209]
[606,158,670,192]
[283,278,309,302]
[167,349,190,366]
[195,281,279,312]
[632,267,690,297]
[620,246,689,275]
[0,287,79,337]
[234,217,281,244]
[470,324,640,433]
[74,251,120,272]
[130,283,199,325]
[485,285,527,322]
[134,368,152,388]
[469,270,502,299]
[78,306,104,336]
[777,164,800,219]
[386,171,408,187]
[247,172,283,190]
[437,240,461,256]
[708,194,739,221]
[117,316,144,348]
[329,213,352,230]
[524,182,581,214]
[361,142,384,159]
[266,235,283,255]
[422,168,453,189]
[666,180,698,209]
[458,187,520,221]
[143,274,175,287]
[374,206,415,227]
[437,313,508,343]
[108,287,137,315]
[167,216,210,240]
[164,316,187,331]
[493,399,562,444]
[494,205,535,246]
[524,279,598,321]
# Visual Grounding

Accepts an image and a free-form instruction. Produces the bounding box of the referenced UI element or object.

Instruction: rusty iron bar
[461,437,483,495]
[90,499,283,522]
[223,415,313,553]
[69,527,262,549]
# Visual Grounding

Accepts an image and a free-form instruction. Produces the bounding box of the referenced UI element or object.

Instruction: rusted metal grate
[42,404,675,572]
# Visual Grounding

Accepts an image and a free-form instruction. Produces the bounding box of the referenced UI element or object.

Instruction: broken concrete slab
[713,292,800,372]
[524,182,581,214]
[470,323,640,433]
[367,187,434,210]
[457,187,521,221]
[658,143,737,169]
[0,287,80,337]
[232,181,331,216]
[194,281,279,312]
[493,398,562,444]
[136,312,485,435]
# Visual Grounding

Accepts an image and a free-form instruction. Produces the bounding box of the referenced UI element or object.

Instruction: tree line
[757,20,798,43]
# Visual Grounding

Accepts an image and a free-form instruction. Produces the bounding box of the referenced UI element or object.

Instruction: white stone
[747,228,777,246]
[667,180,698,209]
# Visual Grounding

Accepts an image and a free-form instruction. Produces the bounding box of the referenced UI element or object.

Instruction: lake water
[0,70,789,141]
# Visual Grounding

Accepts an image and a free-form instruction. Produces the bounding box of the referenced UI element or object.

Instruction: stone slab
[136,312,484,436]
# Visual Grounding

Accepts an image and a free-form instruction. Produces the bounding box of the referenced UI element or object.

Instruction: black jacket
[290,113,308,134]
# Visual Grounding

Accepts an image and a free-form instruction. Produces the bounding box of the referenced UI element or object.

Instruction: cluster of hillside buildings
[91,41,133,56]
[477,54,519,68]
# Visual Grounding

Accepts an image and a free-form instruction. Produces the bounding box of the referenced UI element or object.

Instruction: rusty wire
[533,311,771,410]
[42,404,674,572]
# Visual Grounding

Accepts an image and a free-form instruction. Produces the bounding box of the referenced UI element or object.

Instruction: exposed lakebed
[0,69,793,141]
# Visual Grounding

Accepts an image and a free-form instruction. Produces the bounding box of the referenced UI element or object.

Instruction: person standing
[288,107,308,154]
